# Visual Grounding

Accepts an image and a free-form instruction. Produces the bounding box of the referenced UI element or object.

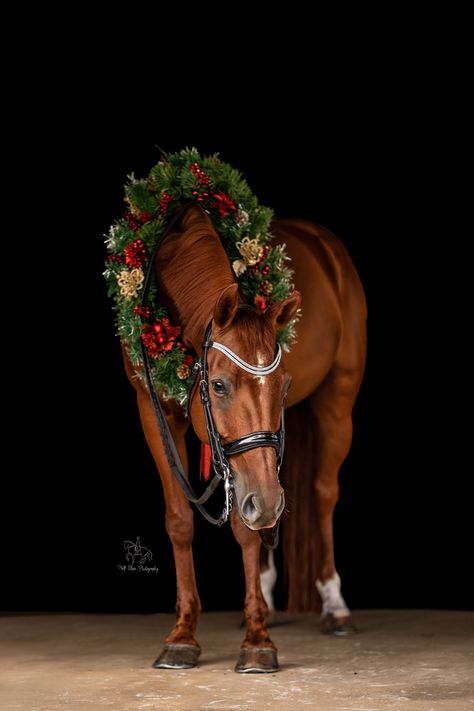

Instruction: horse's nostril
[241,492,261,524]
[276,492,285,518]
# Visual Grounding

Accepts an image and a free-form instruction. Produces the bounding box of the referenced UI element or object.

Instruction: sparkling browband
[209,341,282,376]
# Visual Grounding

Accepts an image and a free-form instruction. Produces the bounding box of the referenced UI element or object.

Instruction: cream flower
[117,268,144,300]
[232,259,247,277]
[236,236,263,266]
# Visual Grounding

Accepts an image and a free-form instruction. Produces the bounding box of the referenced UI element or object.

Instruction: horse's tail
[282,398,321,612]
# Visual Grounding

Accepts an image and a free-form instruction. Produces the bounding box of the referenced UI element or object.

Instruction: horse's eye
[212,380,227,396]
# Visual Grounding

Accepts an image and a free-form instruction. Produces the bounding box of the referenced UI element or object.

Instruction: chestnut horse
[123,204,366,672]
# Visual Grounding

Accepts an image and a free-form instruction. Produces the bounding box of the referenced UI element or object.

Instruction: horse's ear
[267,290,301,329]
[214,283,240,329]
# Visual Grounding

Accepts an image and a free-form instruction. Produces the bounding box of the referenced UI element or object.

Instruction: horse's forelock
[229,308,276,362]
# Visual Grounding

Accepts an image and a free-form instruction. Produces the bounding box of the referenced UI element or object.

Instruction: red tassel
[200,443,211,481]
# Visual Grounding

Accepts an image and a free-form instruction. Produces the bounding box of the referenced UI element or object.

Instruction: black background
[3,60,469,614]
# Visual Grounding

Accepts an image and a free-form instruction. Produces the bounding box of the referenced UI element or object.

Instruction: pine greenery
[104,148,299,405]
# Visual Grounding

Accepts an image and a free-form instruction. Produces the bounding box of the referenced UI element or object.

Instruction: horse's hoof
[235,647,279,673]
[321,613,357,636]
[153,643,201,669]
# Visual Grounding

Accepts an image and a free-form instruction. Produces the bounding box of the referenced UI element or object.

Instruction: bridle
[138,205,285,548]
[187,315,285,524]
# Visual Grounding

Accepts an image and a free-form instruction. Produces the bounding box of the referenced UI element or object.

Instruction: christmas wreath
[104,148,298,405]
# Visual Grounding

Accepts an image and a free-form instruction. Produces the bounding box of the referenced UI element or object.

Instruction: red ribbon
[200,443,211,481]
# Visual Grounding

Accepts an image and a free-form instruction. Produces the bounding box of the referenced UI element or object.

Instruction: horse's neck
[155,207,235,351]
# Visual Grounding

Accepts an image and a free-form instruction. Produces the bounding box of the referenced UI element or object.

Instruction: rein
[139,208,283,545]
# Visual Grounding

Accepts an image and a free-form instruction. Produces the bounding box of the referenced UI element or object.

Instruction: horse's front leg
[231,510,278,673]
[136,388,201,669]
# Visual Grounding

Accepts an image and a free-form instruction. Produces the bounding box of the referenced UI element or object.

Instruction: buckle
[199,379,209,403]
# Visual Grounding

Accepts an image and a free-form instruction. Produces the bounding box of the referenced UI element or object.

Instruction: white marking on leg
[260,550,277,611]
[316,572,350,619]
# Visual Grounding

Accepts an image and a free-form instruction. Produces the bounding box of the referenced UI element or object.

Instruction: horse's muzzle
[239,489,285,530]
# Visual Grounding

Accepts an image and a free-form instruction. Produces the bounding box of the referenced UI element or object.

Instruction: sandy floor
[0,610,473,710]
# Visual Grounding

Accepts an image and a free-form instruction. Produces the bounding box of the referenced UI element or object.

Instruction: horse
[124,537,153,565]
[122,203,367,672]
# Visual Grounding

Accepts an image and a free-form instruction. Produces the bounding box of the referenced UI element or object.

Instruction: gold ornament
[232,259,247,277]
[236,236,263,266]
[177,364,191,380]
[261,280,273,294]
[117,268,144,300]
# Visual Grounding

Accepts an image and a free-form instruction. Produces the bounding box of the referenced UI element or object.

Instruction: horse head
[190,283,301,530]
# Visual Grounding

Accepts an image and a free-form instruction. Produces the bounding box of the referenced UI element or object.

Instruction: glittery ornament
[261,280,273,294]
[124,239,147,269]
[117,268,144,300]
[141,317,181,357]
[141,327,161,358]
[177,364,191,380]
[236,236,263,266]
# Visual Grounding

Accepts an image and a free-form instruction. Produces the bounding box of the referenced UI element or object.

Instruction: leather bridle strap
[224,432,280,457]
[139,205,229,525]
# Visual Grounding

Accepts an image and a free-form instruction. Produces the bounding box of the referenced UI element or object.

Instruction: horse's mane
[155,205,276,357]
